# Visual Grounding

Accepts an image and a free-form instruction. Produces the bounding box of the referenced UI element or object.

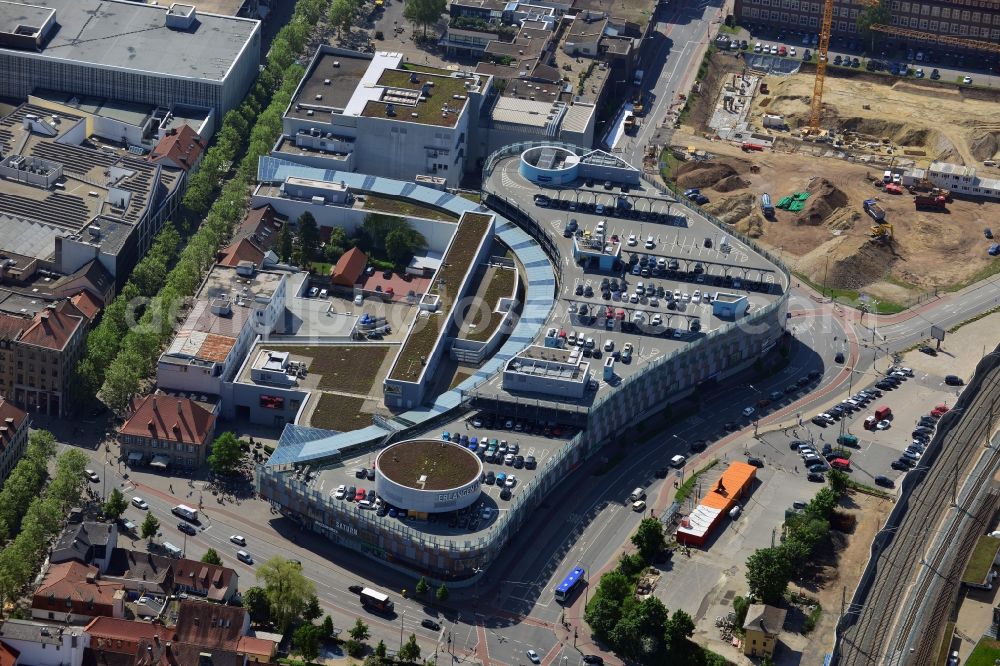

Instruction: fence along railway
[835,347,1000,665]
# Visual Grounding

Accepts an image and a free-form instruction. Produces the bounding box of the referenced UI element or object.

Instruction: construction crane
[808,2,1000,132]
[807,0,836,132]
[869,24,1000,55]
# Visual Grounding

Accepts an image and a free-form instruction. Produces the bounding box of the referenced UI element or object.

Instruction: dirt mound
[825,240,900,291]
[675,161,739,189]
[793,178,848,226]
[703,193,766,237]
[970,132,1000,161]
[714,174,750,192]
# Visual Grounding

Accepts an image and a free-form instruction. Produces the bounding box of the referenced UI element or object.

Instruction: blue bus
[554,566,586,603]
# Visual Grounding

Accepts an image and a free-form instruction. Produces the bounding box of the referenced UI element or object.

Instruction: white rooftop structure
[342,52,406,117]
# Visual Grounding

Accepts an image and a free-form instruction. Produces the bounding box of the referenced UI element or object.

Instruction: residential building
[148,126,206,172]
[0,0,261,119]
[0,397,28,488]
[118,395,218,470]
[171,558,239,604]
[83,617,160,660]
[742,604,787,658]
[50,522,118,573]
[218,205,283,268]
[735,0,1000,42]
[563,15,607,56]
[156,264,287,396]
[103,548,239,603]
[173,600,250,651]
[0,299,88,417]
[31,562,125,624]
[329,247,367,287]
[0,620,89,666]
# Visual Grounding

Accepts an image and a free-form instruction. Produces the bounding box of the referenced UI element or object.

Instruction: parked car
[422,619,441,631]
[945,374,965,386]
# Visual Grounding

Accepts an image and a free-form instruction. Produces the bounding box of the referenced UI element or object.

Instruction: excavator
[870,222,894,244]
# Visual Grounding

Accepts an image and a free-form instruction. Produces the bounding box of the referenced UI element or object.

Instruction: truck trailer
[863,199,886,221]
[914,194,947,210]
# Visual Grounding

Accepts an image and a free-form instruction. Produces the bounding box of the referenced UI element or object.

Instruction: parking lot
[531,182,784,385]
[310,413,579,539]
[744,362,964,491]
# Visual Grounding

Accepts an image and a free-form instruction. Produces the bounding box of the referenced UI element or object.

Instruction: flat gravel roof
[3,0,258,82]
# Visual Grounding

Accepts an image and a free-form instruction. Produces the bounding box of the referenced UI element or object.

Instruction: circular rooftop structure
[375,439,483,513]
[519,145,580,186]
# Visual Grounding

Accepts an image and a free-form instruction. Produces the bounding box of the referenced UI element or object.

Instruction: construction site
[662,49,1000,305]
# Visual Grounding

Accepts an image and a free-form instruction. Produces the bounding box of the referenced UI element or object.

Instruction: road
[622,0,727,168]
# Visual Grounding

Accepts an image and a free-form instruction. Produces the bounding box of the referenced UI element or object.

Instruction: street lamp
[399,610,406,650]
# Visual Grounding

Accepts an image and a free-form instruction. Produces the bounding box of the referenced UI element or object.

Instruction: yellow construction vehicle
[870,222,893,243]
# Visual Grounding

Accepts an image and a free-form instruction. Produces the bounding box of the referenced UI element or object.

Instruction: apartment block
[0,300,88,417]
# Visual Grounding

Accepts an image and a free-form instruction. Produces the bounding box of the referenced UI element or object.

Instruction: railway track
[837,363,1000,665]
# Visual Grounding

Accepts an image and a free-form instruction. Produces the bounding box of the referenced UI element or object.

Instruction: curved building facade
[375,440,483,513]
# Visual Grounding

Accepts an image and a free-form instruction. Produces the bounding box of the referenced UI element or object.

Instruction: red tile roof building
[118,395,217,470]
[0,397,28,488]
[0,642,18,666]
[31,562,125,624]
[0,300,88,416]
[218,205,282,268]
[149,126,205,172]
[330,247,367,287]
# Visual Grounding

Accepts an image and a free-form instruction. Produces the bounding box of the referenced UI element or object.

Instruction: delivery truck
[360,588,394,613]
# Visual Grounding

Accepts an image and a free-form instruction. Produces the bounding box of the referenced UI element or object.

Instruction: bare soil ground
[786,492,894,664]
[665,55,1000,302]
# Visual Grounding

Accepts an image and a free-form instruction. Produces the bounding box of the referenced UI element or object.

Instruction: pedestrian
[794,466,798,473]
[169,484,173,493]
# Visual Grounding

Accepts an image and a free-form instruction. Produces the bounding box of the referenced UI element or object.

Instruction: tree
[631,518,666,562]
[398,633,421,662]
[295,212,320,267]
[323,227,349,263]
[328,0,357,35]
[243,586,270,623]
[403,0,446,36]
[100,487,127,521]
[293,624,321,662]
[346,640,366,658]
[201,548,223,566]
[322,615,334,639]
[585,593,622,641]
[207,432,242,476]
[257,556,316,632]
[415,576,430,597]
[596,569,633,603]
[375,640,387,658]
[140,512,160,541]
[349,617,370,642]
[827,468,850,496]
[745,547,792,604]
[436,583,449,602]
[304,594,323,622]
[277,222,293,263]
[664,609,695,652]
[385,228,415,266]
[857,0,891,41]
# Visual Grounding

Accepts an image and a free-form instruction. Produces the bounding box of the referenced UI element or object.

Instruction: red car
[355,488,366,501]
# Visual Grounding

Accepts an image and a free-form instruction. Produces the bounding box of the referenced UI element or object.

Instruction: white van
[163,542,183,558]
[629,487,646,502]
[671,454,687,468]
